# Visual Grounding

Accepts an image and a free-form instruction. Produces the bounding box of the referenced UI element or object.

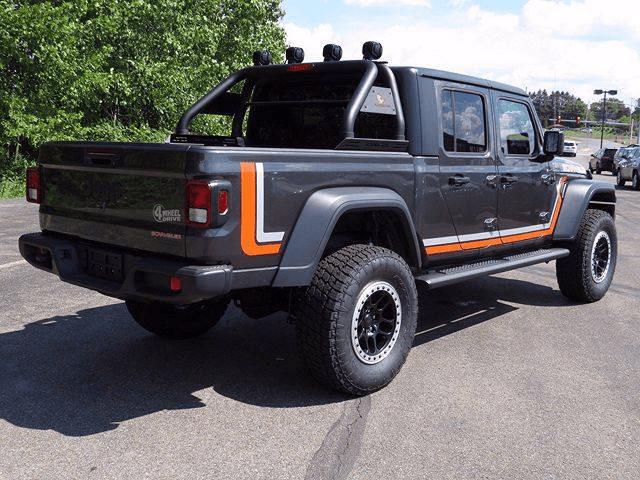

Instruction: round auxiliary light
[286,47,305,64]
[323,44,343,62]
[252,51,272,66]
[362,41,383,61]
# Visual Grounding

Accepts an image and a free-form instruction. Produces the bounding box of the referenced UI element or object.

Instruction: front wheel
[296,245,418,395]
[126,298,229,339]
[556,209,616,302]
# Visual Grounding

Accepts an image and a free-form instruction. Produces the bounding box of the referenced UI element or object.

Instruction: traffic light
[556,115,562,125]
[576,115,581,126]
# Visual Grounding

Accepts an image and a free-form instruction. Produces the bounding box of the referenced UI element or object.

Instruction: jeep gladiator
[20,43,617,395]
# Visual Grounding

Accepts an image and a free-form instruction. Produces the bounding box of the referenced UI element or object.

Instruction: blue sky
[281,0,640,108]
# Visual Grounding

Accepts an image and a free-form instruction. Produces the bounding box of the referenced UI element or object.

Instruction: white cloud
[523,0,640,39]
[283,0,640,105]
[283,23,347,60]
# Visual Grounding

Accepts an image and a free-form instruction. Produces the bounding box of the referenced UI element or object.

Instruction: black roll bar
[174,60,406,142]
[377,63,406,141]
[175,68,252,135]
[342,60,378,139]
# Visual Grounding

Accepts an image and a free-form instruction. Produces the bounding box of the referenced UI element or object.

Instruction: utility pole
[594,89,617,148]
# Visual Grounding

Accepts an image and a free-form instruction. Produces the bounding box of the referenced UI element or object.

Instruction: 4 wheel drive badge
[153,204,181,223]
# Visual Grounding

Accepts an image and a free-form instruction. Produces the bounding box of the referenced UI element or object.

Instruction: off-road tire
[632,171,640,191]
[126,298,229,339]
[556,209,616,302]
[616,170,625,187]
[295,245,418,396]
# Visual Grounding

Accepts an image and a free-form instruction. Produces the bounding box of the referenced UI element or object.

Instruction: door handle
[500,174,518,186]
[541,172,555,185]
[448,175,470,186]
[486,174,500,188]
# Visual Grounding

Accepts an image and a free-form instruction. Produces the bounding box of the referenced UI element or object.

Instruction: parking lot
[1,147,639,479]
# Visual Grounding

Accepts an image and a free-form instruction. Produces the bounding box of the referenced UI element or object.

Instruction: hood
[550,156,590,177]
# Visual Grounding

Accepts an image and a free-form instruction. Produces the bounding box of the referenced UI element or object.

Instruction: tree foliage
[529,90,587,127]
[0,0,286,194]
[589,97,630,122]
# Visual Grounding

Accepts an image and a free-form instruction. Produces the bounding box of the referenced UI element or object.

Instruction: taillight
[26,167,41,203]
[186,180,212,226]
[169,276,182,292]
[185,180,231,227]
[218,190,229,215]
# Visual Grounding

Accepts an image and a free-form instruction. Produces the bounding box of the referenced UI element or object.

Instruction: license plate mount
[79,246,124,282]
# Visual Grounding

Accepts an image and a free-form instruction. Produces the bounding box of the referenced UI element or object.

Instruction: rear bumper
[599,159,615,170]
[19,232,233,304]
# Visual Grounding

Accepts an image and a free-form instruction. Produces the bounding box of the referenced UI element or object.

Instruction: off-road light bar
[286,47,304,64]
[323,44,343,62]
[252,51,272,66]
[362,41,383,61]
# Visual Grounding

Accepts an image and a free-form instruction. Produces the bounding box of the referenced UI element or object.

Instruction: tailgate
[39,142,190,257]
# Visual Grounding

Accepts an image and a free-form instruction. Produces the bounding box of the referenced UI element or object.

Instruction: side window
[498,99,535,155]
[441,89,487,153]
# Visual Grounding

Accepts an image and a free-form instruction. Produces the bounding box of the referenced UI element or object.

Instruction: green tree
[0,0,286,195]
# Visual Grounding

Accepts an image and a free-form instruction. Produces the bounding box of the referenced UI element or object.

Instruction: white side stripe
[422,186,563,247]
[255,163,285,244]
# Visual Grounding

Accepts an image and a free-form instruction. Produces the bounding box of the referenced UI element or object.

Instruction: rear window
[244,72,398,149]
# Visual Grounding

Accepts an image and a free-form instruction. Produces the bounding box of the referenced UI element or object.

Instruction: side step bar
[415,248,570,289]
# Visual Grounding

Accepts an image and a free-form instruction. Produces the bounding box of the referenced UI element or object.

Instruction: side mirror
[543,130,564,156]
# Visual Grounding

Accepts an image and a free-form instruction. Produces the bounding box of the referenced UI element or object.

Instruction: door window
[441,90,487,153]
[497,100,535,155]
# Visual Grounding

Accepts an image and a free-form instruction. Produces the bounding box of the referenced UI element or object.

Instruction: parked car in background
[616,146,640,189]
[613,146,633,173]
[562,140,577,156]
[589,148,617,174]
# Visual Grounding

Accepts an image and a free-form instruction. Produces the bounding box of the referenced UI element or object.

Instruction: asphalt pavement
[1,154,639,479]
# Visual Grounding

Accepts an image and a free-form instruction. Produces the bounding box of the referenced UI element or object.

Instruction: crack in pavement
[304,396,371,480]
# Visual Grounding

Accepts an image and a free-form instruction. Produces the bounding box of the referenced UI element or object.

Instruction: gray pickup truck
[20,42,617,395]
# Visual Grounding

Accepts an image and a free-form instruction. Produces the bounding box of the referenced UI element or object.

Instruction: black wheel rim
[351,281,401,364]
[591,231,611,283]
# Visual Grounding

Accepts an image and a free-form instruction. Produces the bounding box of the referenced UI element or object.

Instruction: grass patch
[564,129,637,143]
[0,174,25,199]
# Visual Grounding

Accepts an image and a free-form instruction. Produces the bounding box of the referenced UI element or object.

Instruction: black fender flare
[272,187,421,287]
[553,179,616,241]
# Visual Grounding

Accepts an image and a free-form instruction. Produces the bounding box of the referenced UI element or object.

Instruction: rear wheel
[595,162,601,174]
[632,171,640,190]
[556,209,616,302]
[296,245,418,395]
[616,170,625,187]
[126,298,229,339]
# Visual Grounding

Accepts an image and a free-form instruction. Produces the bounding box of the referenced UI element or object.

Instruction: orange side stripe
[424,177,566,256]
[240,162,281,256]
[425,243,463,255]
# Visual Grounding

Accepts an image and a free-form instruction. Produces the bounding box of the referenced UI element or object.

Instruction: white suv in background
[563,140,577,157]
